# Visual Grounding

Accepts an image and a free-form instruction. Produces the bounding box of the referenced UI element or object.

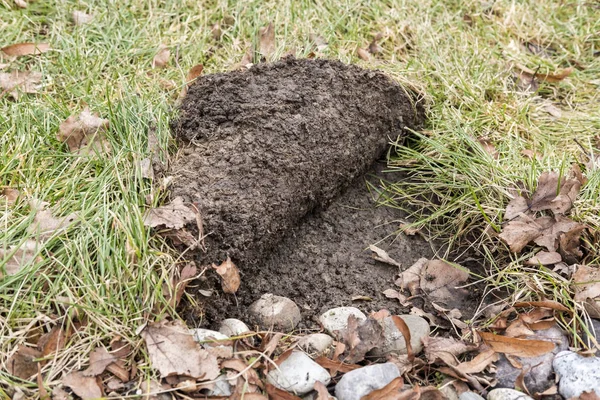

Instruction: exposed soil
[170,57,430,328]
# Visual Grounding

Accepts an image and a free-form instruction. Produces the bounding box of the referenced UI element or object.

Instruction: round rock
[298,333,334,356]
[487,389,534,400]
[267,351,331,395]
[219,318,251,337]
[335,362,400,400]
[319,307,366,335]
[458,392,485,400]
[370,315,430,357]
[248,294,301,331]
[190,328,229,343]
[553,350,600,398]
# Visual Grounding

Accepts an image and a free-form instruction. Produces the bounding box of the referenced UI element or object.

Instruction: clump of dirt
[170,57,425,268]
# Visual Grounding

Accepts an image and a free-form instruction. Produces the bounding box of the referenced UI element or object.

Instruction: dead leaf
[383,289,410,306]
[266,383,302,400]
[178,64,204,100]
[259,23,275,61]
[27,208,78,240]
[57,107,110,154]
[140,319,219,379]
[368,33,383,55]
[505,195,530,220]
[314,356,360,375]
[212,257,240,294]
[357,47,370,61]
[0,70,42,99]
[63,371,103,399]
[454,349,498,374]
[1,188,20,204]
[1,43,50,57]
[420,260,469,304]
[514,64,573,83]
[478,331,555,357]
[83,347,117,377]
[52,387,70,400]
[477,138,498,159]
[143,197,196,229]
[543,103,562,118]
[166,262,197,308]
[521,149,540,160]
[504,319,534,338]
[513,300,570,312]
[14,0,27,8]
[340,315,385,363]
[391,316,414,361]
[72,11,93,25]
[530,171,581,214]
[314,381,333,400]
[38,325,69,357]
[361,377,403,399]
[395,258,427,295]
[152,45,170,68]
[499,214,548,253]
[221,358,263,388]
[0,239,40,276]
[559,224,587,262]
[423,336,476,365]
[573,265,600,318]
[7,345,42,379]
[525,251,562,265]
[369,245,402,268]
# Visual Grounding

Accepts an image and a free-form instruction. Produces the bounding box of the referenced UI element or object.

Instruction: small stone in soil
[335,362,400,400]
[298,333,334,356]
[266,350,331,395]
[487,388,534,400]
[248,294,301,331]
[319,307,366,336]
[494,326,568,394]
[369,315,430,357]
[553,350,600,398]
[219,318,251,337]
[190,328,229,343]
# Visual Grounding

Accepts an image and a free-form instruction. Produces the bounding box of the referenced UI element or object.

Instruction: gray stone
[267,351,331,395]
[190,328,229,343]
[248,294,301,331]
[553,350,600,398]
[319,307,366,336]
[370,315,430,357]
[459,392,485,400]
[439,383,459,400]
[209,374,233,396]
[581,318,600,351]
[487,388,534,400]
[494,326,568,394]
[334,362,399,400]
[298,333,334,356]
[219,318,251,337]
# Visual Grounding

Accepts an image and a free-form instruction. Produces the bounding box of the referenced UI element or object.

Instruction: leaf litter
[57,107,110,155]
[0,70,42,99]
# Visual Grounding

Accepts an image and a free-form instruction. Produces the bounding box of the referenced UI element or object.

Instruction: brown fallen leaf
[72,11,93,25]
[420,260,469,305]
[221,358,264,388]
[0,239,40,276]
[57,107,110,154]
[1,43,50,57]
[314,356,360,375]
[477,138,498,159]
[369,245,402,268]
[140,319,219,379]
[559,223,587,262]
[212,257,240,294]
[478,331,555,357]
[357,47,370,61]
[152,45,170,68]
[314,381,333,400]
[63,371,103,399]
[499,214,548,253]
[423,336,476,366]
[38,325,69,357]
[525,251,562,265]
[513,63,573,83]
[391,315,414,361]
[1,188,20,204]
[0,70,42,99]
[453,348,498,375]
[27,207,78,240]
[143,197,196,230]
[259,22,275,61]
[165,262,197,308]
[513,300,570,312]
[361,377,404,400]
[530,170,581,214]
[178,64,204,100]
[266,383,303,400]
[504,195,530,220]
[7,345,42,380]
[367,33,383,55]
[573,265,600,318]
[339,315,385,363]
[383,289,411,307]
[83,347,117,377]
[14,0,27,8]
[395,258,427,295]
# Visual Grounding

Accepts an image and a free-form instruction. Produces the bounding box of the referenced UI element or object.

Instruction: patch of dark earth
[169,57,485,330]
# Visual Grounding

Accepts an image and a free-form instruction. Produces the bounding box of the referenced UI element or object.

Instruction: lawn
[1,0,599,397]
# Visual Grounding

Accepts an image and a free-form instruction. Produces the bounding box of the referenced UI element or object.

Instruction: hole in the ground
[169,57,435,329]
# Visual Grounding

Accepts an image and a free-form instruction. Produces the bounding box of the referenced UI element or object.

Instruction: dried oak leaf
[72,11,93,25]
[534,215,586,253]
[477,138,498,159]
[1,188,20,204]
[165,262,197,308]
[0,70,42,99]
[38,325,69,357]
[361,377,404,400]
[140,319,219,379]
[339,315,385,364]
[57,107,110,154]
[504,194,530,220]
[530,171,581,214]
[423,336,476,366]
[453,348,498,374]
[259,22,275,61]
[420,260,469,305]
[0,239,40,276]
[212,257,240,294]
[152,45,170,68]
[63,371,103,399]
[83,347,117,377]
[478,331,555,357]
[395,258,428,295]
[1,43,50,57]
[499,214,548,253]
[369,245,402,268]
[27,207,78,240]
[143,197,196,229]
[7,345,42,380]
[178,64,204,100]
[525,251,562,266]
[573,265,600,319]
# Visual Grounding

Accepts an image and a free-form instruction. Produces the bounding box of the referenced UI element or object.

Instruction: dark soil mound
[171,57,425,268]
[189,164,434,328]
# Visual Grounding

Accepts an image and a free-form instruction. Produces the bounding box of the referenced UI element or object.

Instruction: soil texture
[170,57,425,268]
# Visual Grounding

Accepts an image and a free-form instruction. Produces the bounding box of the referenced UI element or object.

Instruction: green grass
[1,0,600,396]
